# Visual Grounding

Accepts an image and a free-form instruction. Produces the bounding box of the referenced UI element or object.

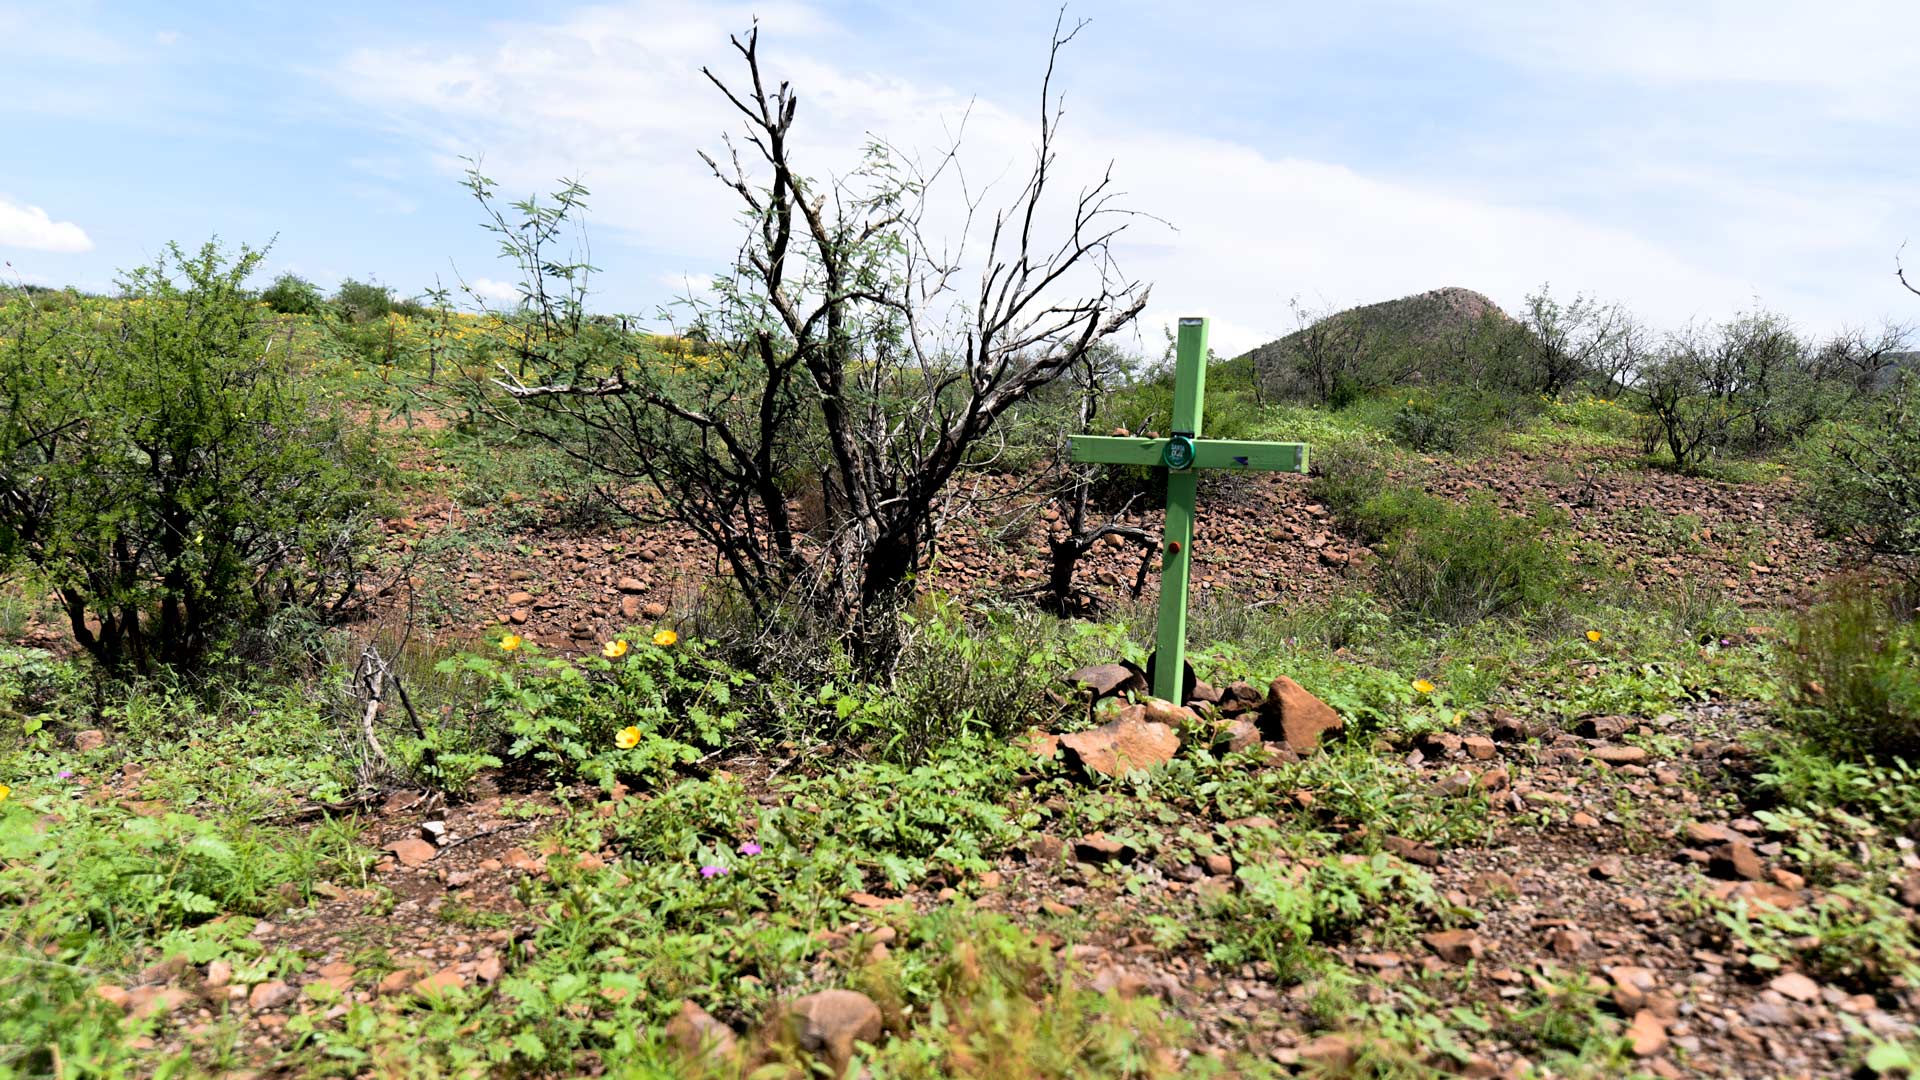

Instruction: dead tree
[478,16,1150,669]
[1035,346,1157,615]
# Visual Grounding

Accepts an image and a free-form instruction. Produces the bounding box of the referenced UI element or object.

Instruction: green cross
[1069,317,1309,702]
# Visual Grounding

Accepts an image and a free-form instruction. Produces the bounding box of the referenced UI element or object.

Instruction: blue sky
[4,0,1916,354]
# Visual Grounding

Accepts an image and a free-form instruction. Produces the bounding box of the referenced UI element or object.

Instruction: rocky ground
[24,435,1909,1078]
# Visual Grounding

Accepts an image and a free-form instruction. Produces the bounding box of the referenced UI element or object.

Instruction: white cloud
[0,197,94,253]
[466,277,523,306]
[331,1,1913,356]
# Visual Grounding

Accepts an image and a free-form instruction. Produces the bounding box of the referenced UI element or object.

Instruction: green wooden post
[1068,316,1309,703]
[1154,318,1208,702]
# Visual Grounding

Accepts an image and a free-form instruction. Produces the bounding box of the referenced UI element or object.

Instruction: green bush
[1779,585,1920,763]
[0,241,379,676]
[1387,388,1527,454]
[1808,376,1920,578]
[1377,497,1574,624]
[443,630,751,791]
[259,271,324,315]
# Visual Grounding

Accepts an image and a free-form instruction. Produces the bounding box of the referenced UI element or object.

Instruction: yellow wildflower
[500,634,523,652]
[1586,630,1603,643]
[602,639,630,659]
[1412,678,1435,695]
[615,726,641,750]
[652,629,678,648]
[0,783,9,803]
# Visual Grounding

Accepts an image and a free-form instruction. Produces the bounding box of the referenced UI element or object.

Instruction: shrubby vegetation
[0,241,379,676]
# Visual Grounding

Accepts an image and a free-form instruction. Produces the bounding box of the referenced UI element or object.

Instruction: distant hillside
[1875,351,1919,391]
[1240,287,1517,398]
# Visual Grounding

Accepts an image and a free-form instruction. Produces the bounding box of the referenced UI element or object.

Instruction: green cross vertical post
[1069,317,1309,702]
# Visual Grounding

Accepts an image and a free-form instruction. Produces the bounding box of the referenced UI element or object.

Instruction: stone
[1073,834,1131,865]
[74,729,108,752]
[783,989,884,1078]
[1202,853,1233,877]
[1461,735,1498,761]
[1588,857,1624,880]
[616,576,646,594]
[1681,821,1740,846]
[1297,1033,1357,1071]
[385,837,438,868]
[1141,698,1197,727]
[1382,835,1443,867]
[1187,680,1223,706]
[420,820,449,846]
[1590,745,1649,766]
[377,968,421,994]
[93,985,130,1009]
[126,986,193,1019]
[1768,972,1819,1002]
[620,595,646,619]
[1064,663,1146,701]
[1058,714,1179,778]
[1575,716,1632,739]
[1213,718,1261,753]
[247,980,297,1010]
[1627,1010,1670,1057]
[1256,676,1344,752]
[1545,928,1590,957]
[205,960,233,989]
[1707,839,1764,882]
[665,1000,737,1060]
[475,956,504,983]
[414,967,467,997]
[1467,870,1518,897]
[1219,681,1264,714]
[506,590,535,607]
[1489,711,1540,743]
[1422,929,1485,965]
[642,601,667,619]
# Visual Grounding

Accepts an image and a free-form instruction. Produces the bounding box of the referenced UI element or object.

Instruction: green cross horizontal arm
[1069,317,1310,703]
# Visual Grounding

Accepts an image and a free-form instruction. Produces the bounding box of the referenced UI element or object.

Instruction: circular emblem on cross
[1161,434,1196,471]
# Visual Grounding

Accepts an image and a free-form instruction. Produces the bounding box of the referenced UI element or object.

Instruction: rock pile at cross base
[1024,661,1348,780]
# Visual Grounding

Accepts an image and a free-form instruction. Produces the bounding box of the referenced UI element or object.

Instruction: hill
[1240,286,1517,397]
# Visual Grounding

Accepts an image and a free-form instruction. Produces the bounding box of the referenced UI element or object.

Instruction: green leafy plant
[0,240,379,675]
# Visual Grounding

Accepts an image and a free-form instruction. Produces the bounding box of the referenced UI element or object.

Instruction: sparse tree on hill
[1519,285,1628,398]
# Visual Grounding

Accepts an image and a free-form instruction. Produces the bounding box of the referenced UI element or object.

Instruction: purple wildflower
[700,864,728,878]
[57,770,73,780]
[738,841,761,856]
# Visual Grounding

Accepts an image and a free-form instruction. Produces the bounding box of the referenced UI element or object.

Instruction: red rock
[1064,663,1146,700]
[1591,745,1649,766]
[1461,735,1497,761]
[74,729,108,752]
[1382,835,1443,867]
[1213,718,1261,753]
[1627,1010,1669,1057]
[783,989,883,1078]
[1707,839,1764,881]
[1072,834,1131,865]
[1768,972,1819,1002]
[1681,821,1740,846]
[1422,929,1485,964]
[666,999,737,1060]
[1058,715,1179,778]
[1257,676,1344,752]
[642,601,667,619]
[414,967,467,997]
[616,576,646,593]
[248,980,296,1010]
[385,837,438,868]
